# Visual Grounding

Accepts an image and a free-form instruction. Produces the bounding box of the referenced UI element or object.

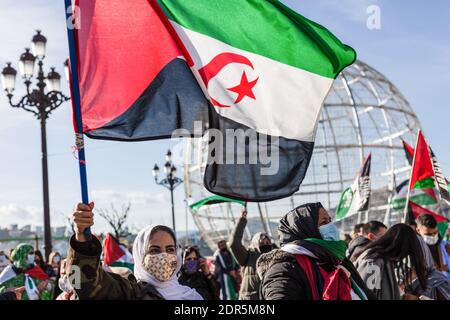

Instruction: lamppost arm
[46,91,71,114]
[7,94,40,117]
[155,177,183,190]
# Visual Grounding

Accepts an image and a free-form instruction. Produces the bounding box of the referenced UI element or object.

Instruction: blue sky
[0,0,449,234]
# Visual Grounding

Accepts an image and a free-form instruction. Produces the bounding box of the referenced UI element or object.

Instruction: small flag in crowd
[429,149,450,205]
[408,131,436,191]
[409,201,449,237]
[24,275,40,300]
[391,179,438,210]
[103,234,134,271]
[402,139,414,165]
[68,0,356,202]
[407,131,450,207]
[336,154,371,220]
[189,195,245,213]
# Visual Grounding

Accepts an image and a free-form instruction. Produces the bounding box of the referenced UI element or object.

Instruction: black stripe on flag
[203,112,314,202]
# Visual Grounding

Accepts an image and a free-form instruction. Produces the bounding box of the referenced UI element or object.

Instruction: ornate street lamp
[1,30,70,261]
[153,150,183,232]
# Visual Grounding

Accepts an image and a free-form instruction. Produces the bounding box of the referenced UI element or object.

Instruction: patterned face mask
[143,252,178,282]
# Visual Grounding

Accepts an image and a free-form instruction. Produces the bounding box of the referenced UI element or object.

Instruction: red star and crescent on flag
[198,52,259,108]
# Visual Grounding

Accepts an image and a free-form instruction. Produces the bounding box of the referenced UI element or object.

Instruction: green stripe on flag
[111,261,134,271]
[438,221,449,238]
[158,0,356,79]
[189,195,245,213]
[391,193,437,210]
[413,177,435,189]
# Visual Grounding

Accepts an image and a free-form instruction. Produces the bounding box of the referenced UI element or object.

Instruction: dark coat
[257,202,377,300]
[257,249,377,300]
[257,249,313,300]
[178,271,220,300]
[229,217,265,300]
[66,236,164,300]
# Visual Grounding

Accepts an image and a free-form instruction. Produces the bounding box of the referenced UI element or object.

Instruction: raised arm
[68,202,139,300]
[229,209,250,266]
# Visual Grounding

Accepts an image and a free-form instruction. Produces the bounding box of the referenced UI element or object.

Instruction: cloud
[0,204,34,220]
[91,189,167,205]
[91,190,125,202]
[126,191,167,205]
[0,204,45,228]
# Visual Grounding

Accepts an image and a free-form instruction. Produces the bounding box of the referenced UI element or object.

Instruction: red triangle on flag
[409,201,448,223]
[103,233,125,266]
[409,131,435,190]
[25,265,49,281]
[402,139,414,160]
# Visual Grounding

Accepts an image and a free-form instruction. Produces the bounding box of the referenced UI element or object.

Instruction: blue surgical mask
[27,254,35,265]
[318,223,340,241]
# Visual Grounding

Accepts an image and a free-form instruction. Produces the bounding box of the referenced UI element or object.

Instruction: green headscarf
[11,243,34,269]
[304,238,347,261]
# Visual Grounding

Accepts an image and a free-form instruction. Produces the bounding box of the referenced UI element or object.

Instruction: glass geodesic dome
[183,60,422,250]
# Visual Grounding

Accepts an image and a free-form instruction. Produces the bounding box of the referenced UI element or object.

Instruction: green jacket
[228,217,263,300]
[66,236,164,300]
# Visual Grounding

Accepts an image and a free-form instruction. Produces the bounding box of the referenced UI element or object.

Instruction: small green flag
[189,195,245,213]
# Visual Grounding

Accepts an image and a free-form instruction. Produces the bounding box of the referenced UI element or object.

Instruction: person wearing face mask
[178,246,220,300]
[67,202,203,300]
[49,251,62,276]
[0,251,10,274]
[347,221,387,262]
[34,250,55,277]
[416,214,450,280]
[355,223,428,300]
[0,243,50,300]
[229,209,273,300]
[48,251,63,298]
[257,202,376,300]
[214,239,240,300]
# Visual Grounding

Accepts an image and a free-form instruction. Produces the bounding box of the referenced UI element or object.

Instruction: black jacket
[257,249,313,300]
[178,271,220,300]
[257,249,377,300]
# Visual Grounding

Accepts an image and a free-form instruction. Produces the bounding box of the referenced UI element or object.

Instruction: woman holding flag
[68,202,203,300]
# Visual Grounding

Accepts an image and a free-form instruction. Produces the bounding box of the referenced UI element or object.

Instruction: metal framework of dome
[183,60,422,250]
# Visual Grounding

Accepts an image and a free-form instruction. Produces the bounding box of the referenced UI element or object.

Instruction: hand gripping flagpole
[64,0,91,239]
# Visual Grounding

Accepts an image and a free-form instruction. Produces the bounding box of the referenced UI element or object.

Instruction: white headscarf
[132,224,203,300]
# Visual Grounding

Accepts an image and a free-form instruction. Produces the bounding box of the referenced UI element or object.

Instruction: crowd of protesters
[0,201,449,300]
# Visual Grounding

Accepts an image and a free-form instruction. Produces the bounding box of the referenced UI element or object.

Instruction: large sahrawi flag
[72,0,355,202]
[336,154,371,220]
[156,0,356,201]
